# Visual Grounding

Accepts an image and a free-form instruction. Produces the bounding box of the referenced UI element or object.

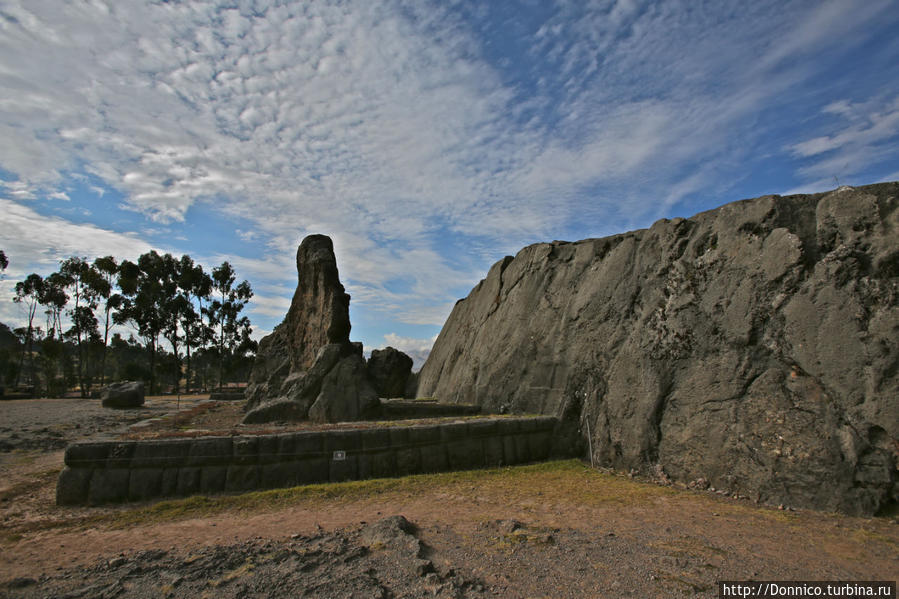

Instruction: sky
[1,0,898,368]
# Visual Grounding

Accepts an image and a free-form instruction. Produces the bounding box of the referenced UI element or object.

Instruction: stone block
[106,442,136,469]
[325,430,360,482]
[232,436,259,465]
[484,435,504,466]
[360,429,392,479]
[528,430,553,461]
[497,419,521,436]
[64,442,110,468]
[469,419,498,438]
[129,468,163,501]
[160,468,179,496]
[420,445,448,473]
[395,446,421,476]
[200,466,228,494]
[503,435,519,464]
[388,426,410,446]
[292,432,325,458]
[176,467,202,496]
[56,468,92,505]
[131,439,190,469]
[408,425,441,448]
[440,421,470,443]
[225,465,260,492]
[187,437,232,467]
[447,438,483,470]
[258,434,284,464]
[88,468,130,504]
[261,462,299,489]
[369,450,396,479]
[514,435,532,464]
[297,457,330,485]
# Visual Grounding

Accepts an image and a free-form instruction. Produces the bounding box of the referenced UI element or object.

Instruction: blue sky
[1,0,898,367]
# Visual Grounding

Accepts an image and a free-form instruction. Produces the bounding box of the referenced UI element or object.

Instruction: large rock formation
[417,183,899,515]
[244,235,379,423]
[367,346,414,398]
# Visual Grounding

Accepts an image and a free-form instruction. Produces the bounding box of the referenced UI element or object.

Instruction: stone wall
[57,417,568,505]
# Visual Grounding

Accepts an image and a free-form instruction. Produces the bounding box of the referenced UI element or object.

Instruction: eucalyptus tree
[39,272,68,340]
[91,256,122,386]
[177,255,212,393]
[37,272,69,395]
[13,273,43,388]
[209,261,254,388]
[59,257,104,397]
[157,253,190,393]
[116,252,166,394]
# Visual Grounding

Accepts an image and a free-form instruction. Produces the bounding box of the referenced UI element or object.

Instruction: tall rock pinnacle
[244,234,378,423]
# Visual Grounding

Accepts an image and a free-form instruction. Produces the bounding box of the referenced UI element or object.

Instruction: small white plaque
[332,450,346,461]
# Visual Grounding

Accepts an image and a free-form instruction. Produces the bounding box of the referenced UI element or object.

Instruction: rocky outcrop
[417,183,899,515]
[244,235,379,423]
[101,381,145,409]
[367,346,414,398]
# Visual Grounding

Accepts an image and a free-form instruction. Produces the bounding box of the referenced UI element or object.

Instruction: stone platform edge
[57,416,575,505]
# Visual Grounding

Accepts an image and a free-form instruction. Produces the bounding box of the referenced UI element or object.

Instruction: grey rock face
[417,183,899,515]
[367,346,414,398]
[308,351,381,423]
[100,381,145,409]
[246,235,352,410]
[243,235,378,423]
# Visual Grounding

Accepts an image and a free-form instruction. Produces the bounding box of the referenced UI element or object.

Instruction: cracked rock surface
[417,183,899,515]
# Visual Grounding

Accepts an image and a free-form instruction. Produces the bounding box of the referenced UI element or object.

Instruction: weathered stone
[56,468,92,505]
[308,354,380,423]
[100,381,145,409]
[367,346,413,398]
[417,182,899,516]
[243,235,379,423]
[243,398,311,424]
[245,235,351,410]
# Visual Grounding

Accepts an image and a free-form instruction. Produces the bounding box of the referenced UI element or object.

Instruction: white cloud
[0,0,897,344]
[789,95,899,179]
[378,333,438,370]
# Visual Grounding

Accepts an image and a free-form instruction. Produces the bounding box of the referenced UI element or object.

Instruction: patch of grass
[0,467,62,502]
[105,460,677,528]
[852,528,898,548]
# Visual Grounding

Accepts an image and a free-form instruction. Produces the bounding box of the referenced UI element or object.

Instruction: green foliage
[6,251,255,396]
[209,261,255,388]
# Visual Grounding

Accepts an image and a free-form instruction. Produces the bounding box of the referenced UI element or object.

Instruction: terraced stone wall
[57,417,569,505]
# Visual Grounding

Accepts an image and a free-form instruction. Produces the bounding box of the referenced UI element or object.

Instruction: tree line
[0,249,256,397]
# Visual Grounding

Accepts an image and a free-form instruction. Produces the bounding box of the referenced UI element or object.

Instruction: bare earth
[0,398,896,598]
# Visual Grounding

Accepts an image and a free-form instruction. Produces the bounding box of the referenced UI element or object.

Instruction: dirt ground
[0,398,896,598]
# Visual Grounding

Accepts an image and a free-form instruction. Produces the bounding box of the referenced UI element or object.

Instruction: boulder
[308,352,381,423]
[243,234,379,423]
[367,346,413,398]
[101,381,145,409]
[417,182,899,515]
